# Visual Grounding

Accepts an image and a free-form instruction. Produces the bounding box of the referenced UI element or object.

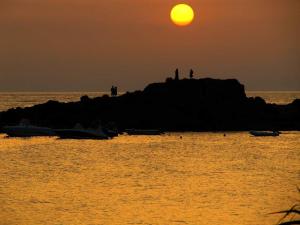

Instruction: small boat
[2,120,55,137]
[103,122,119,138]
[55,124,109,140]
[103,128,119,138]
[249,130,280,137]
[125,129,163,135]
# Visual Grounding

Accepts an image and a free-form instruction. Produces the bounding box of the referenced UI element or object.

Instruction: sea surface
[0,92,299,225]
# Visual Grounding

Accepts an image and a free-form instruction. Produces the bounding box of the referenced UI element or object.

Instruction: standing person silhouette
[114,86,118,96]
[111,86,115,97]
[175,68,179,81]
[189,69,194,79]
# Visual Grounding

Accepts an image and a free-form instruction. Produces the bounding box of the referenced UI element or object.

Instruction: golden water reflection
[0,132,299,225]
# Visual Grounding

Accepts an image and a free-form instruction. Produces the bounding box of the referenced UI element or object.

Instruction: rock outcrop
[0,78,299,131]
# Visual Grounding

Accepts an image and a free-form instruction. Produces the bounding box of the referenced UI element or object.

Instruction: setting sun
[170,4,195,26]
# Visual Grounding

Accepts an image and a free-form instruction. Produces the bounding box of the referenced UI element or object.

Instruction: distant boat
[55,124,109,140]
[2,120,55,137]
[125,129,163,135]
[103,128,119,138]
[249,130,280,137]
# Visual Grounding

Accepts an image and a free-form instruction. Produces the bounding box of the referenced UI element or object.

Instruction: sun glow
[170,4,195,26]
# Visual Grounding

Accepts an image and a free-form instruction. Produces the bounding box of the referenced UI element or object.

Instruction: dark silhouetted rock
[0,78,299,132]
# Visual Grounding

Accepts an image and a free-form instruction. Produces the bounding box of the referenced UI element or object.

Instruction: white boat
[2,120,55,137]
[55,124,108,140]
[249,130,280,137]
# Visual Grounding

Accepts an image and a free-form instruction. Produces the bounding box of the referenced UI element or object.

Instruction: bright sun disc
[170,4,194,26]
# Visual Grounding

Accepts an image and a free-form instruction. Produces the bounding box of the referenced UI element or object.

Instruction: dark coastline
[0,78,299,132]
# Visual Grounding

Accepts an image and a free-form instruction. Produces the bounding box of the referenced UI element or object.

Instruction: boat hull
[125,129,163,135]
[55,129,108,140]
[3,126,56,137]
[249,131,280,137]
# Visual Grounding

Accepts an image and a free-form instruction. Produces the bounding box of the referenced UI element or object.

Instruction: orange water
[0,92,105,112]
[0,132,299,225]
[247,91,300,105]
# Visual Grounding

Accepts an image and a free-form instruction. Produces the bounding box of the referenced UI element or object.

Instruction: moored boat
[55,124,109,140]
[125,129,163,135]
[249,130,280,137]
[2,124,55,137]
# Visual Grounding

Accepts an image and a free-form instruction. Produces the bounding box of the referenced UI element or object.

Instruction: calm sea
[0,92,299,225]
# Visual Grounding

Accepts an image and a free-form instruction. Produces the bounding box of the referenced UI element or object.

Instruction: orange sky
[0,0,299,91]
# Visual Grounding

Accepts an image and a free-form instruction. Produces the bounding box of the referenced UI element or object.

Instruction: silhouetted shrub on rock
[80,95,90,102]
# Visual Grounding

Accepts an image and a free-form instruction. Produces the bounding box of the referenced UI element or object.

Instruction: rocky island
[0,78,299,131]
